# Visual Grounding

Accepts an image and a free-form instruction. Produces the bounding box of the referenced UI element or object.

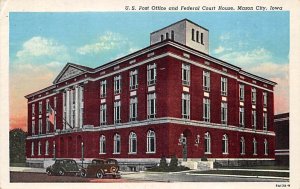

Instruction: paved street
[10,171,288,183]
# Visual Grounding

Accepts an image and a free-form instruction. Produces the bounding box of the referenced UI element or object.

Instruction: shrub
[169,155,178,168]
[159,156,167,168]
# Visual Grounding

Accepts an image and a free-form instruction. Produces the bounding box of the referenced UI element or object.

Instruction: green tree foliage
[10,128,27,163]
[169,155,179,168]
[159,156,167,168]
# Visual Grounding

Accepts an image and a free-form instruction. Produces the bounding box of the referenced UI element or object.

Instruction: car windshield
[106,159,117,164]
[92,160,104,164]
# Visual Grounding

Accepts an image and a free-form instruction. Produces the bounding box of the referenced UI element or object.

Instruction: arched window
[147,130,156,153]
[222,134,229,154]
[240,137,245,155]
[38,141,41,156]
[113,134,121,154]
[45,140,49,155]
[31,142,34,156]
[253,138,257,155]
[99,135,106,154]
[264,139,268,155]
[204,132,211,154]
[129,132,137,154]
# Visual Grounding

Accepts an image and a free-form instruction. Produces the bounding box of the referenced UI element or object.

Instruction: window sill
[240,153,245,155]
[222,153,229,155]
[146,152,156,154]
[204,152,212,155]
[128,152,137,155]
[113,153,120,155]
[99,153,106,155]
[253,154,257,156]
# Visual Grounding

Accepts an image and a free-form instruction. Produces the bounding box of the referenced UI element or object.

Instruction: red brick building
[25,19,276,169]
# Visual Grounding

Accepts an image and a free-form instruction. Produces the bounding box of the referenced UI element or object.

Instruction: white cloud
[77,32,129,55]
[16,36,67,58]
[214,46,225,54]
[219,33,230,41]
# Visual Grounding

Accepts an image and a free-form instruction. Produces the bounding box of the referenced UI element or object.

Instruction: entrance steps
[181,160,214,170]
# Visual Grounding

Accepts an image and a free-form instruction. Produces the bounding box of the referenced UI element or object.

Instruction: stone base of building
[213,158,276,168]
[26,158,276,171]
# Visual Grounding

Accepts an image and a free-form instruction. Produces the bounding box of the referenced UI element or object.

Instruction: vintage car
[46,159,80,176]
[80,158,120,179]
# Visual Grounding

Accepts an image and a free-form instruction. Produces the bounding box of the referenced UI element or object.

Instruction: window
[240,137,245,155]
[182,93,190,119]
[160,35,164,41]
[263,92,268,107]
[100,104,107,125]
[166,32,169,39]
[221,77,228,96]
[192,29,195,41]
[239,107,244,127]
[252,110,257,130]
[253,138,257,155]
[129,132,137,154]
[114,75,121,94]
[147,63,156,85]
[100,80,107,98]
[129,69,138,90]
[251,88,256,104]
[32,104,35,116]
[147,93,156,118]
[31,142,34,156]
[182,63,190,85]
[171,30,174,40]
[39,101,42,114]
[204,132,211,154]
[147,130,156,153]
[46,118,50,133]
[263,112,268,131]
[113,134,121,154]
[45,140,49,155]
[38,141,41,155]
[196,31,199,42]
[239,84,244,101]
[264,139,268,155]
[114,101,121,124]
[130,97,138,121]
[38,119,42,134]
[203,70,210,91]
[222,134,229,154]
[99,135,106,154]
[221,102,228,125]
[201,33,204,44]
[203,98,210,122]
[32,120,35,135]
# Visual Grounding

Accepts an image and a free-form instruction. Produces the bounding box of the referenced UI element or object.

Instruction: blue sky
[9,12,289,129]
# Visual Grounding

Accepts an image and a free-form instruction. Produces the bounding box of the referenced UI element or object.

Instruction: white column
[63,91,66,130]
[79,86,83,128]
[75,86,79,128]
[66,89,70,129]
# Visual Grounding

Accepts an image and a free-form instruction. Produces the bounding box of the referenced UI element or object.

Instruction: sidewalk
[10,167,46,173]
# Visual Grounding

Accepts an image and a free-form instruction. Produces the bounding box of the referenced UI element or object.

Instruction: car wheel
[46,170,52,176]
[80,170,87,177]
[96,170,104,179]
[58,169,65,176]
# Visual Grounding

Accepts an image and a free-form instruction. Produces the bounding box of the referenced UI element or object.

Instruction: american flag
[48,105,55,125]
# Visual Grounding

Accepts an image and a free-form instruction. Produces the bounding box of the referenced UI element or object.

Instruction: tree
[9,128,27,164]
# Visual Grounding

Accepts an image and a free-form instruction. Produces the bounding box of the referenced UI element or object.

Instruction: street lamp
[178,133,187,162]
[81,141,84,167]
[53,141,56,160]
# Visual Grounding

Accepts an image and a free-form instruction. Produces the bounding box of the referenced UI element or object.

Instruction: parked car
[80,158,120,179]
[46,159,80,176]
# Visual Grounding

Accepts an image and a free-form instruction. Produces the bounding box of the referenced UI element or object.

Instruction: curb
[186,173,289,180]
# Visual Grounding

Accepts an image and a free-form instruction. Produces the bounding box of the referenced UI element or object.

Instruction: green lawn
[193,170,289,177]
